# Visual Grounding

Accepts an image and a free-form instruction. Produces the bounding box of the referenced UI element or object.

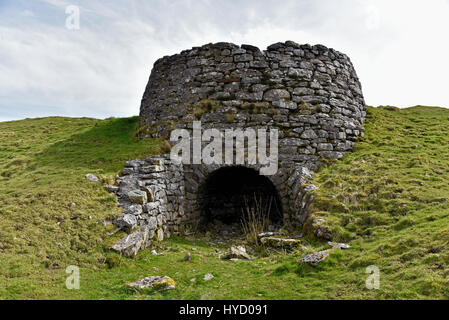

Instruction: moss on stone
[189,99,221,120]
[225,111,236,123]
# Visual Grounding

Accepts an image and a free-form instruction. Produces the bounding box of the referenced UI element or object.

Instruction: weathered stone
[260,237,302,248]
[140,186,154,202]
[319,151,344,159]
[129,276,175,290]
[124,204,143,216]
[273,100,297,110]
[301,129,318,140]
[317,143,333,151]
[298,250,330,266]
[156,228,164,241]
[115,214,138,230]
[293,87,314,96]
[221,246,251,260]
[111,227,151,257]
[105,185,119,193]
[121,168,134,175]
[203,273,214,281]
[234,54,253,62]
[143,202,159,214]
[127,190,148,204]
[328,242,350,249]
[263,89,291,101]
[288,68,313,80]
[311,219,332,240]
[85,174,99,182]
[258,232,279,238]
[146,216,157,230]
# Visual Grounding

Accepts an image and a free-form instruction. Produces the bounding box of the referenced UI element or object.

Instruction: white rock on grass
[221,246,251,260]
[258,232,278,238]
[328,242,350,249]
[298,250,330,266]
[85,173,99,182]
[203,273,214,281]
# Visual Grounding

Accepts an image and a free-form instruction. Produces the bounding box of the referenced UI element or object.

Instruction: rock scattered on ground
[111,226,153,257]
[310,218,332,240]
[203,273,214,281]
[260,237,302,249]
[298,250,330,266]
[258,232,279,238]
[129,276,175,290]
[328,242,350,249]
[85,173,99,182]
[221,246,251,260]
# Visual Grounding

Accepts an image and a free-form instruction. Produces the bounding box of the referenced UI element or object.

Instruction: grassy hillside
[0,106,449,299]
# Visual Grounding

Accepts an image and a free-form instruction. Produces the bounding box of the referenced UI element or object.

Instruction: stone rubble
[85,173,99,182]
[129,276,176,290]
[258,232,279,238]
[110,155,185,256]
[309,218,332,240]
[298,250,330,266]
[111,226,152,257]
[260,237,302,249]
[203,273,214,281]
[328,242,350,249]
[221,246,251,260]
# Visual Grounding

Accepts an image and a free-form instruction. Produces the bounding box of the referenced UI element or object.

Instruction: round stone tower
[138,41,366,229]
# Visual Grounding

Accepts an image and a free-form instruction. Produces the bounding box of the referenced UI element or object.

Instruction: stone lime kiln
[111,41,366,256]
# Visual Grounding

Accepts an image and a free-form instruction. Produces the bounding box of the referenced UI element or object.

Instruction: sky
[0,0,449,122]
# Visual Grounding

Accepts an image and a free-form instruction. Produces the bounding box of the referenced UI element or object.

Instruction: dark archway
[198,166,283,227]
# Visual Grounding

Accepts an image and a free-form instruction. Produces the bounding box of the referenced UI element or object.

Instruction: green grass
[311,106,449,299]
[1,106,449,299]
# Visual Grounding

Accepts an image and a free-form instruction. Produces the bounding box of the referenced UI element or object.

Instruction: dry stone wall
[111,156,184,256]
[140,40,366,157]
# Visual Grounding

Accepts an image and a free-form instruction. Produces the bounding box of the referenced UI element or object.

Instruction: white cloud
[20,10,35,17]
[0,0,448,122]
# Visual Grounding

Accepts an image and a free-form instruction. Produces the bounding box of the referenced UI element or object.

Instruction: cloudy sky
[1,0,448,122]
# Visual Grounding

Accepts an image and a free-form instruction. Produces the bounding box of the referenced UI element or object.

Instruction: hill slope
[0,107,448,299]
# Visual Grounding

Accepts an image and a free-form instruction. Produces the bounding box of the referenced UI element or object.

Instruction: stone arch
[182,163,297,229]
[196,165,283,227]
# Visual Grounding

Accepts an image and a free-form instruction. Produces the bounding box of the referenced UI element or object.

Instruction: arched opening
[197,166,283,231]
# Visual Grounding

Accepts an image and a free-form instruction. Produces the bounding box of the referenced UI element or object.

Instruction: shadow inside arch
[197,165,283,227]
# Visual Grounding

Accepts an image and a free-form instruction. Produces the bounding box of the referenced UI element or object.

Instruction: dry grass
[241,194,273,245]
